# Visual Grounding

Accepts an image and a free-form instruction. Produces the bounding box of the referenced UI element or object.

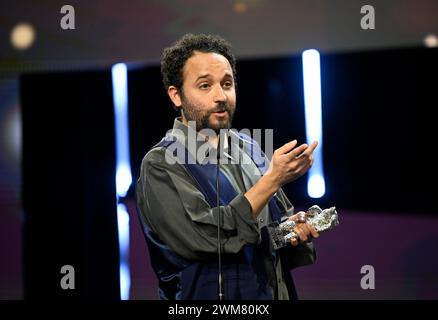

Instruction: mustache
[210,102,231,113]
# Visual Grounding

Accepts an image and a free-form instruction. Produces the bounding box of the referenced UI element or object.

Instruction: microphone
[267,205,339,250]
[216,131,225,300]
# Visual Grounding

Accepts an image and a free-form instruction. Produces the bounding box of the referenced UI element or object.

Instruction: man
[136,34,319,300]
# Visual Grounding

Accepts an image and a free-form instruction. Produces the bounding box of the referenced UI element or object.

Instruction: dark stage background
[20,70,120,299]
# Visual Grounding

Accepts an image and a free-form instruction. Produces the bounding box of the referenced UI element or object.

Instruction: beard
[180,95,235,132]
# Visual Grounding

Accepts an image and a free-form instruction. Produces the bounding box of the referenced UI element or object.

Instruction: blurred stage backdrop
[1,0,438,299]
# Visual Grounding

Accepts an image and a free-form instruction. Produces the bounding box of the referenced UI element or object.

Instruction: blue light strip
[302,49,326,198]
[112,63,132,198]
[111,63,131,300]
[117,203,131,300]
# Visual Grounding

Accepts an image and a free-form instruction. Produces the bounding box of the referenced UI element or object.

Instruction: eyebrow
[194,72,233,83]
[194,74,210,82]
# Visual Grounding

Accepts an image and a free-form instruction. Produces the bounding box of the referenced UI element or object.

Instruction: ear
[167,86,182,109]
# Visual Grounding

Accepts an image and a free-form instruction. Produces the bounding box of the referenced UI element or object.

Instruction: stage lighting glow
[118,204,131,300]
[112,63,132,300]
[112,63,132,197]
[117,204,130,255]
[10,22,35,50]
[424,34,438,48]
[302,49,326,198]
[307,173,325,199]
[116,164,132,198]
[233,1,247,13]
[119,262,131,301]
[2,105,21,164]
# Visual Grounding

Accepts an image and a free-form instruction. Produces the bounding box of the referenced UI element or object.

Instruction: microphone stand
[216,132,225,300]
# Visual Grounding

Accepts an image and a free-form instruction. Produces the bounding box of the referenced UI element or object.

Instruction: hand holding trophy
[268,205,339,250]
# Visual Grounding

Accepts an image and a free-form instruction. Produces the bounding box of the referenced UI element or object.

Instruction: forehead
[183,51,232,80]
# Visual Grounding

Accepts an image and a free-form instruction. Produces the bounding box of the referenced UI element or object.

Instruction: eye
[199,83,210,89]
[223,81,233,88]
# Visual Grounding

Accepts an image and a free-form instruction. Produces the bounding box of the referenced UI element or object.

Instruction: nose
[213,85,227,103]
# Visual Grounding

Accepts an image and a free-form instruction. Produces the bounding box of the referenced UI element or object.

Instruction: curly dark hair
[161,33,237,94]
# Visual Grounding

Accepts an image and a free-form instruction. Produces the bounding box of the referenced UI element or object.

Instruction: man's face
[179,51,236,132]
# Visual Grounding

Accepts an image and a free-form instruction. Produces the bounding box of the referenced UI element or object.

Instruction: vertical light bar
[117,203,131,300]
[302,49,325,198]
[112,63,132,198]
[112,63,131,300]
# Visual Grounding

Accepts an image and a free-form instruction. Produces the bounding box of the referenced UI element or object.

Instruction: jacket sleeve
[136,147,261,261]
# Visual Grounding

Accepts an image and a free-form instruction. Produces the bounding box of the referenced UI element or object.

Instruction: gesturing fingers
[276,140,298,156]
[285,143,308,160]
[285,141,318,162]
[304,142,317,169]
[271,140,318,185]
[299,141,318,158]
